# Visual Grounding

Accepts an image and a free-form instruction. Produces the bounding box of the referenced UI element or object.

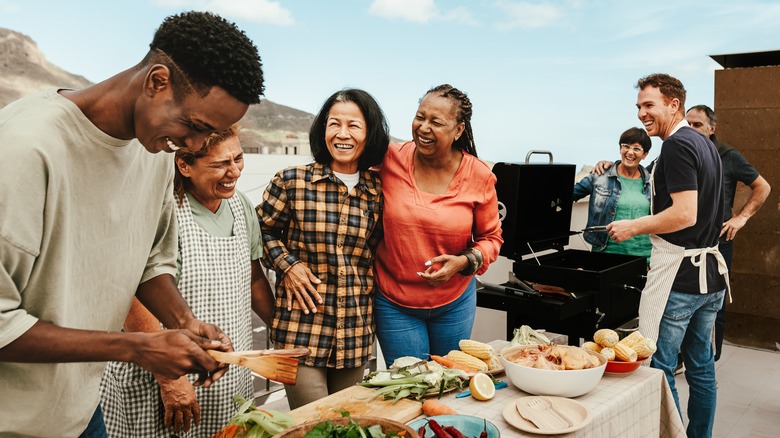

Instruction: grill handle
[623,284,643,294]
[524,150,554,164]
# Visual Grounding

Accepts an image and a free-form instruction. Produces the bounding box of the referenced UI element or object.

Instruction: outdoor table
[421,340,687,437]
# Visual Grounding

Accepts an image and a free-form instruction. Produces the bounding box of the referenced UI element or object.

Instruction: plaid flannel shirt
[259,163,382,368]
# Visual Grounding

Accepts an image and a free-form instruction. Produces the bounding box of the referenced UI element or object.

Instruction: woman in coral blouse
[374,84,503,367]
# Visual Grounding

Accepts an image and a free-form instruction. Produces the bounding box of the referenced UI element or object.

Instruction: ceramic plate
[486,364,505,377]
[409,415,500,438]
[502,396,591,435]
[605,359,642,375]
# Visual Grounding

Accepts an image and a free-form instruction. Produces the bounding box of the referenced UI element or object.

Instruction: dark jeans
[79,404,107,438]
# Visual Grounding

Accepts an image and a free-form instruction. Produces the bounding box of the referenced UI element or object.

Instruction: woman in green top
[573,127,652,263]
[100,126,275,437]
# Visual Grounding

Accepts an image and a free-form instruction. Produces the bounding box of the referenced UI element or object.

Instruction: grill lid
[493,151,576,259]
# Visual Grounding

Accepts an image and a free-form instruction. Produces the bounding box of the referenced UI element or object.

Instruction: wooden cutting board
[289,385,423,425]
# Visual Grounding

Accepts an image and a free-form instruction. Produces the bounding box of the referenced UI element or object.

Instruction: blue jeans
[651,289,725,438]
[374,278,476,368]
[79,404,107,438]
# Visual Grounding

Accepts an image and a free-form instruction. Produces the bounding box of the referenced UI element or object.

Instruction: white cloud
[442,6,479,26]
[0,0,20,13]
[152,0,294,26]
[369,0,437,23]
[369,0,477,25]
[495,1,564,30]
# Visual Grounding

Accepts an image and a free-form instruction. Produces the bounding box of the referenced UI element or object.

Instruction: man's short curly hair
[635,73,686,114]
[149,11,264,104]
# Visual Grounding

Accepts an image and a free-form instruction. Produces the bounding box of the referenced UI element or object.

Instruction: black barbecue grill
[477,151,647,344]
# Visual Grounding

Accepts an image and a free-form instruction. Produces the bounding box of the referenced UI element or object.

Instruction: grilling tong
[477,273,576,300]
[581,225,608,233]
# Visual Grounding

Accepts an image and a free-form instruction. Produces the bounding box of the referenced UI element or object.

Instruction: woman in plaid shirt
[258,89,389,409]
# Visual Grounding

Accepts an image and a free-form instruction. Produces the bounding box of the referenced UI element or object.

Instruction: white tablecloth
[427,342,687,437]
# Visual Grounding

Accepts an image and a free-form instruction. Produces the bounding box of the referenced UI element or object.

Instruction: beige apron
[637,158,731,352]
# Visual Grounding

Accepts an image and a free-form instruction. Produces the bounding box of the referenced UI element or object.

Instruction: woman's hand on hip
[417,254,469,287]
[282,263,323,313]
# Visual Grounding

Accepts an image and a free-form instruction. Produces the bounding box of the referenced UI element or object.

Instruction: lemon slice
[469,372,495,401]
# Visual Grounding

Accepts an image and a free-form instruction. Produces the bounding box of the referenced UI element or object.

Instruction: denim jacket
[572,161,651,249]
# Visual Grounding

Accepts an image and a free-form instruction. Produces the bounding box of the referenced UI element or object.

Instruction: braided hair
[424,84,477,157]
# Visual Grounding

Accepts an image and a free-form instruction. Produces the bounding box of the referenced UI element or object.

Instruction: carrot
[430,354,478,373]
[212,424,239,438]
[422,399,458,417]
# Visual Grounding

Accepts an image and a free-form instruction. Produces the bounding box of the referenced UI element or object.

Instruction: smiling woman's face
[412,94,464,157]
[325,101,367,174]
[178,135,244,212]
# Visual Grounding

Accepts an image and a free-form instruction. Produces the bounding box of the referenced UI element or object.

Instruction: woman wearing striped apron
[99,126,275,437]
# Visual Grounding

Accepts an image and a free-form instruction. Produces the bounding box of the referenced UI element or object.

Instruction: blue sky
[1,0,778,168]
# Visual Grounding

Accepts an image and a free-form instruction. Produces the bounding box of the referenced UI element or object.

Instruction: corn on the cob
[482,355,501,371]
[613,343,638,362]
[581,341,602,353]
[631,337,657,360]
[618,331,645,348]
[446,350,488,372]
[600,347,616,361]
[458,339,494,360]
[593,329,619,348]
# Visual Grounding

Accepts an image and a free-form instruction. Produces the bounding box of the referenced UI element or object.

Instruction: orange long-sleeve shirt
[375,142,503,308]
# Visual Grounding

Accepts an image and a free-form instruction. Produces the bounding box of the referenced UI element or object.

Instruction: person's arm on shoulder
[721,175,770,240]
[608,190,697,242]
[591,160,614,175]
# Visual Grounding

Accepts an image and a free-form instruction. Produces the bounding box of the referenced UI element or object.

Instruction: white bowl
[499,345,606,398]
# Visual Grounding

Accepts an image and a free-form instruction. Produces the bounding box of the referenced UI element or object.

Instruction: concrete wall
[714,65,780,350]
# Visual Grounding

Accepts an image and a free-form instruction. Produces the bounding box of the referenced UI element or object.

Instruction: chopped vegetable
[359,362,467,402]
[211,395,294,438]
[303,411,406,438]
[507,325,551,348]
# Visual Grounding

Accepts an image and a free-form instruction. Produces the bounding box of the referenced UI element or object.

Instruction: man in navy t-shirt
[607,73,727,438]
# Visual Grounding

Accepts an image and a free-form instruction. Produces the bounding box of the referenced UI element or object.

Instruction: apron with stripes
[637,158,730,353]
[100,194,253,437]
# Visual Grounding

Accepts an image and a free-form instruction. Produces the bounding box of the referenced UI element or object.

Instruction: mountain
[0,27,314,152]
[0,28,91,105]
